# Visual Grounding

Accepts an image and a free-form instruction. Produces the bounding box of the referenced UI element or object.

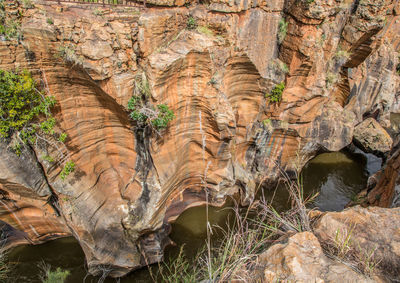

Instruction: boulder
[353,118,393,153]
[257,232,376,282]
[313,206,400,281]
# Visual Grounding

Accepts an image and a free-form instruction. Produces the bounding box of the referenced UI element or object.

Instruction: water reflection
[302,150,373,211]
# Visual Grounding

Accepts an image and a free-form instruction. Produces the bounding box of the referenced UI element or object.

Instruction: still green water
[6,150,380,282]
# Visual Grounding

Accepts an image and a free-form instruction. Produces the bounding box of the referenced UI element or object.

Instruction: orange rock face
[0,0,399,277]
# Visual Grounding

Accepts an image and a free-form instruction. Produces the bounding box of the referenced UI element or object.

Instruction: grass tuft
[39,263,70,283]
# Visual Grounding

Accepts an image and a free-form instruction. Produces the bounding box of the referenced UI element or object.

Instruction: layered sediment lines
[0,0,399,277]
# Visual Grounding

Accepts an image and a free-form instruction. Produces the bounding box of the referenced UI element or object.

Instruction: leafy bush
[266,81,285,103]
[0,69,75,180]
[46,18,53,25]
[187,16,197,30]
[60,161,75,180]
[278,18,288,44]
[58,132,67,143]
[0,70,56,139]
[151,104,175,130]
[127,74,175,131]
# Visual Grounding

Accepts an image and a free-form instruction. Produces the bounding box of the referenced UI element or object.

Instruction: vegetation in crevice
[0,0,22,40]
[266,81,285,103]
[57,44,83,66]
[186,16,197,30]
[0,69,75,180]
[278,18,288,44]
[127,73,175,133]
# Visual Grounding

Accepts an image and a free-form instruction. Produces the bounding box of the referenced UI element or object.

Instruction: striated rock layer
[0,0,399,277]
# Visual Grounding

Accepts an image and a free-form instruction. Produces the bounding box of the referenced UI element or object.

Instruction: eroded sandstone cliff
[0,0,399,277]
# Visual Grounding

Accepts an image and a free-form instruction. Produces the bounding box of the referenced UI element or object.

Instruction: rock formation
[0,0,399,277]
[256,231,379,282]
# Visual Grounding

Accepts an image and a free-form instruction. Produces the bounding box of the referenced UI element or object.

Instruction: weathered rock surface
[353,118,393,153]
[257,232,376,283]
[313,206,400,280]
[362,142,400,207]
[0,0,399,277]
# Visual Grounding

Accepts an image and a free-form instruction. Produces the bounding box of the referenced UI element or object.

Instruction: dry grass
[157,165,315,282]
[321,227,382,278]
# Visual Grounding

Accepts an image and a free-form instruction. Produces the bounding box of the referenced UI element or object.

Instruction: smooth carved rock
[353,118,393,153]
[313,206,400,280]
[257,232,375,282]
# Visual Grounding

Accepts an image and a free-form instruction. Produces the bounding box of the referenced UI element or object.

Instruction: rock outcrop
[254,206,400,282]
[364,143,400,207]
[0,0,399,277]
[257,232,377,283]
[313,205,400,280]
[353,118,393,153]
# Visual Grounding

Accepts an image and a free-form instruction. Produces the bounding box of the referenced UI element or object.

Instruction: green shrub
[58,132,67,143]
[187,16,197,30]
[0,69,75,180]
[266,81,285,103]
[60,161,75,180]
[127,74,175,131]
[46,18,53,25]
[263,118,272,126]
[0,70,56,139]
[151,104,175,130]
[278,18,288,44]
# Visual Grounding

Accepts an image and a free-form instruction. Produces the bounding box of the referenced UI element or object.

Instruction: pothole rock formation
[0,0,399,277]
